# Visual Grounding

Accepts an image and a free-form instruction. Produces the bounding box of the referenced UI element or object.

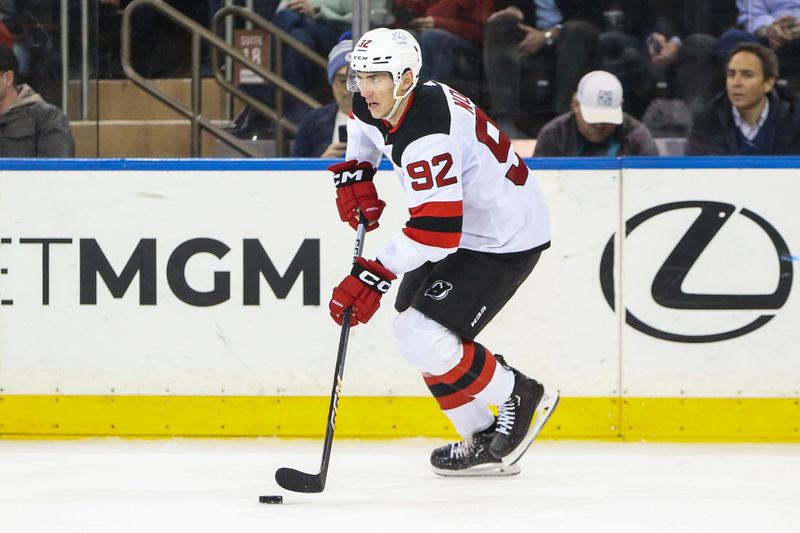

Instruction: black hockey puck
[259,495,283,504]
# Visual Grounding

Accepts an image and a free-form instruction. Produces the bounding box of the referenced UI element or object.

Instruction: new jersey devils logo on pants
[425,280,453,300]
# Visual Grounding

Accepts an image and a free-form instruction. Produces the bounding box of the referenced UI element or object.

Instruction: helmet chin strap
[382,98,405,122]
[381,81,416,122]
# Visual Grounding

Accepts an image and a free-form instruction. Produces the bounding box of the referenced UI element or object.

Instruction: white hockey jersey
[345,81,550,276]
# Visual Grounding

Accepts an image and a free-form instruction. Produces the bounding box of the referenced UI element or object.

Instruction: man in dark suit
[291,35,352,157]
[688,42,800,155]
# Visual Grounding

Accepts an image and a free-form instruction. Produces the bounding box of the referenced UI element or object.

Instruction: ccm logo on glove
[329,160,385,232]
[333,168,369,186]
[357,270,391,294]
[330,257,397,326]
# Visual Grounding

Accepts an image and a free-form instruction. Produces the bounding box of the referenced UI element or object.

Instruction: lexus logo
[599,201,793,343]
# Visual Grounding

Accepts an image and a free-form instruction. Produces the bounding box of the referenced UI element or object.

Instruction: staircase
[69,78,231,158]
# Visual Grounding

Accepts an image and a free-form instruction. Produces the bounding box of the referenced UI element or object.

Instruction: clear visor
[347,70,396,93]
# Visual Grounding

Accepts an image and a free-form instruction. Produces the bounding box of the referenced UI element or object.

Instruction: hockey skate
[489,356,560,466]
[430,423,521,477]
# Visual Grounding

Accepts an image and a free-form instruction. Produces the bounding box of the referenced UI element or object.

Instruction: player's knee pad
[393,307,462,375]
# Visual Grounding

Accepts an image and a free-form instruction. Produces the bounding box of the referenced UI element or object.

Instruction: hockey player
[327,28,558,476]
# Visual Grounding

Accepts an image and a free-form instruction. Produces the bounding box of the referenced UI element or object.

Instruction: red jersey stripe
[402,226,461,249]
[409,200,464,219]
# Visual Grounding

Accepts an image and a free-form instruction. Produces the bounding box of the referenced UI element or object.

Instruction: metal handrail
[210,5,327,152]
[121,0,311,157]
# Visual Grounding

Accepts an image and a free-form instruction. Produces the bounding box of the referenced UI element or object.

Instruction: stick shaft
[316,214,368,487]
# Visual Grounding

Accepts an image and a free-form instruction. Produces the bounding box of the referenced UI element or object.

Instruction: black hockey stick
[275,212,368,493]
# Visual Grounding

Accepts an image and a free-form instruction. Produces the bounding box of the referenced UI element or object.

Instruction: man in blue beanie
[291,34,353,157]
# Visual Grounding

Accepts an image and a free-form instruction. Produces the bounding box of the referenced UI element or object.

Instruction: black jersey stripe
[405,215,463,233]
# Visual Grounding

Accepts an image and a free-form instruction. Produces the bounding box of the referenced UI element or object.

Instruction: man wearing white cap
[533,70,658,157]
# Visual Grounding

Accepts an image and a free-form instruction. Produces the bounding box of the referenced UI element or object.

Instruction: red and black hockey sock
[423,340,498,410]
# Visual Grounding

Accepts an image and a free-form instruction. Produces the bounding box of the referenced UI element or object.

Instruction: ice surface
[1,438,798,533]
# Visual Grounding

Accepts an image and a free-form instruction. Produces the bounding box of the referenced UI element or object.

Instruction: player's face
[726,51,775,113]
[353,71,397,119]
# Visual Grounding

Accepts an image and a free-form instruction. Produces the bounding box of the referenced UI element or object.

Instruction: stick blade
[275,467,325,493]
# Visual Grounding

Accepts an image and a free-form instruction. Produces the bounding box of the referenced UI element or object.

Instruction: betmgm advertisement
[0,159,797,440]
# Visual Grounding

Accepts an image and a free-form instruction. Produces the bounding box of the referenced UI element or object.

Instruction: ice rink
[1,437,799,533]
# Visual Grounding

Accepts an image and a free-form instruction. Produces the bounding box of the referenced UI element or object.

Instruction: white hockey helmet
[349,28,422,119]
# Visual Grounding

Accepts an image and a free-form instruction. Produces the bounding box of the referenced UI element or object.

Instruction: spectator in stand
[716,1,800,86]
[228,0,385,138]
[392,0,437,27]
[3,1,60,102]
[594,1,737,118]
[533,70,658,156]
[269,0,360,126]
[393,0,493,84]
[687,42,800,154]
[0,46,74,157]
[0,2,14,50]
[482,1,604,138]
[291,35,352,157]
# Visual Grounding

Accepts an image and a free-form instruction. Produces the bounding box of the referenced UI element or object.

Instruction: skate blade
[432,462,521,477]
[501,390,560,467]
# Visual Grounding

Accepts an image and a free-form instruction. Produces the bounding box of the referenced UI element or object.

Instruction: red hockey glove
[329,257,397,326]
[329,160,385,232]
